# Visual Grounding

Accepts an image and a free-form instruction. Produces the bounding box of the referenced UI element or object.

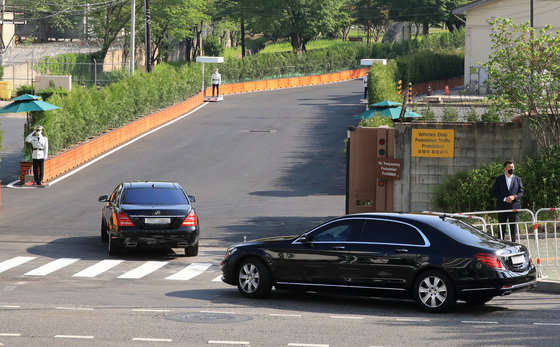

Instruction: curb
[535,280,560,294]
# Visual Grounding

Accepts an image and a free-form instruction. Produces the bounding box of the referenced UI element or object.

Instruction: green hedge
[27,63,201,157]
[433,153,560,212]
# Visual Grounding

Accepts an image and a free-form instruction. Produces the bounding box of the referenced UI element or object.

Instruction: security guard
[211,68,222,97]
[25,125,49,186]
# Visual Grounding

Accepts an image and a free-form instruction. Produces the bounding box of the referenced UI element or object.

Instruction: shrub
[16,84,34,96]
[442,106,459,122]
[359,115,394,128]
[367,61,399,105]
[420,105,436,121]
[467,106,478,122]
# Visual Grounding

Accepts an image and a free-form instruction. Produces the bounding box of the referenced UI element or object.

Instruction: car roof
[122,181,182,189]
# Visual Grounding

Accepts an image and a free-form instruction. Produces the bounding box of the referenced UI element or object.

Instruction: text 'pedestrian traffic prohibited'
[411,129,454,158]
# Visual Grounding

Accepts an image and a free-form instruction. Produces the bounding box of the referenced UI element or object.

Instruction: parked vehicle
[99,181,199,256]
[221,213,536,312]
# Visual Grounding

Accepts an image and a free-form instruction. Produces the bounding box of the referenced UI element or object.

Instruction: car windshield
[437,218,498,243]
[122,188,188,205]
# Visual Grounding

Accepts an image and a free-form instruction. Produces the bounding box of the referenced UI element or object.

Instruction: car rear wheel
[100,218,108,242]
[237,258,272,298]
[108,236,121,256]
[185,242,199,257]
[414,270,456,313]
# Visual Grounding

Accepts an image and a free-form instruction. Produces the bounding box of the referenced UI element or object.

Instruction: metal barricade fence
[535,208,560,271]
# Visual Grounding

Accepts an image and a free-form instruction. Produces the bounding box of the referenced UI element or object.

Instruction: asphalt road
[1,80,559,346]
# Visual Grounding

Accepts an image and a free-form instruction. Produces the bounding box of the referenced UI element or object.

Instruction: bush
[433,162,503,212]
[358,115,394,128]
[467,106,478,122]
[442,106,459,121]
[16,84,34,96]
[420,105,436,121]
[433,153,560,212]
[203,35,224,57]
[367,61,399,105]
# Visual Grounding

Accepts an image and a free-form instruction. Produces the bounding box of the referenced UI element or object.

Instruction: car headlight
[224,247,237,259]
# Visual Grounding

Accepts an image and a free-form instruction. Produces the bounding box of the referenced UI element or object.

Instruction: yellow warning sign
[412,129,454,158]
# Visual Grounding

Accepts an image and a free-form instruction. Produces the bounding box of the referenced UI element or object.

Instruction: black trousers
[498,211,519,242]
[212,84,220,97]
[32,158,44,184]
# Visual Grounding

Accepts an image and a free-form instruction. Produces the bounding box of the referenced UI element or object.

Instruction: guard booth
[346,126,401,214]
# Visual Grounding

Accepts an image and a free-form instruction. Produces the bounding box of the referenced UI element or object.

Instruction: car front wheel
[237,258,272,298]
[414,270,456,313]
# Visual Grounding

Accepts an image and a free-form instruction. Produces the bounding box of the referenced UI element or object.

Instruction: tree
[353,0,390,44]
[88,1,135,62]
[258,0,351,54]
[149,0,209,64]
[483,18,560,158]
[12,0,85,43]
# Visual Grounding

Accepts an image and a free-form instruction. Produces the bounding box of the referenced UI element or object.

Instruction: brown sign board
[377,158,402,179]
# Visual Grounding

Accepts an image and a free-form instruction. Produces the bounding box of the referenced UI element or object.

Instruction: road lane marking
[25,258,80,276]
[55,335,94,339]
[133,309,171,313]
[132,338,172,342]
[533,322,560,326]
[287,344,329,347]
[212,275,222,281]
[461,321,498,324]
[73,259,124,277]
[118,261,168,279]
[55,307,94,311]
[0,334,20,337]
[0,257,36,273]
[0,305,20,309]
[165,262,212,280]
[269,314,302,317]
[330,315,363,320]
[396,318,431,322]
[208,341,250,345]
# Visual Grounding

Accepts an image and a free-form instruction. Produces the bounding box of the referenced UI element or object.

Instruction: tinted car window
[310,219,363,242]
[362,219,425,245]
[435,218,498,244]
[122,188,188,205]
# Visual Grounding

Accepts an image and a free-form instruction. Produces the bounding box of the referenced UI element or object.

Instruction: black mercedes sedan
[99,181,199,256]
[221,213,537,312]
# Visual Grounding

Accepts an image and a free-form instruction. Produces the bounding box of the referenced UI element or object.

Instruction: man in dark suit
[492,161,524,242]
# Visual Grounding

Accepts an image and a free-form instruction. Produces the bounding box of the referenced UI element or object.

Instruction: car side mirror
[98,195,108,202]
[188,195,196,203]
[297,234,312,244]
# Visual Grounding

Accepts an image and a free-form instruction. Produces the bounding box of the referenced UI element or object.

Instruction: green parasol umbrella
[0,93,60,126]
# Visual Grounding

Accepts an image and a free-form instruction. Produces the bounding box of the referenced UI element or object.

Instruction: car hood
[234,235,298,247]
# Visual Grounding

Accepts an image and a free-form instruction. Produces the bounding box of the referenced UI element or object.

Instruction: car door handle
[395,248,408,253]
[332,246,345,250]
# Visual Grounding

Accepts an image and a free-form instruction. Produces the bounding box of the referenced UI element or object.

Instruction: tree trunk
[241,17,246,58]
[290,32,304,54]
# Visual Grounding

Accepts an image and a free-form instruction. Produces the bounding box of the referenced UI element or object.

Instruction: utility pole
[130,0,135,75]
[530,0,534,27]
[144,0,152,72]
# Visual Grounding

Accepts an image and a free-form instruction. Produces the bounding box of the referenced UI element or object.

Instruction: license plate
[145,218,170,224]
[511,254,525,265]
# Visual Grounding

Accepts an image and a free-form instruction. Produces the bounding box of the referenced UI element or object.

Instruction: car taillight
[182,210,197,227]
[117,212,134,227]
[474,252,504,270]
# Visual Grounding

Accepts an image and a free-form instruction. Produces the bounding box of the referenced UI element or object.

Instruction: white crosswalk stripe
[24,258,80,276]
[165,262,212,280]
[0,256,219,282]
[73,259,124,278]
[118,261,168,279]
[0,256,36,273]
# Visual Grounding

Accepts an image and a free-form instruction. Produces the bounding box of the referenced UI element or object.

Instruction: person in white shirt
[25,125,49,186]
[211,68,222,97]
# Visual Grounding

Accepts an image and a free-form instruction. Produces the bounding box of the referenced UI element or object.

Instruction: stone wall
[393,120,538,212]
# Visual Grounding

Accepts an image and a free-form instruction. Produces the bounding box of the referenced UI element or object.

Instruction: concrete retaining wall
[393,121,538,212]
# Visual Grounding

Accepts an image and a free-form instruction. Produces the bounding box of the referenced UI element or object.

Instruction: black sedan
[99,181,199,256]
[221,213,537,312]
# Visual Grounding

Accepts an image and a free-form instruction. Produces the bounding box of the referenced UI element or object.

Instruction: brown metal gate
[346,126,399,214]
